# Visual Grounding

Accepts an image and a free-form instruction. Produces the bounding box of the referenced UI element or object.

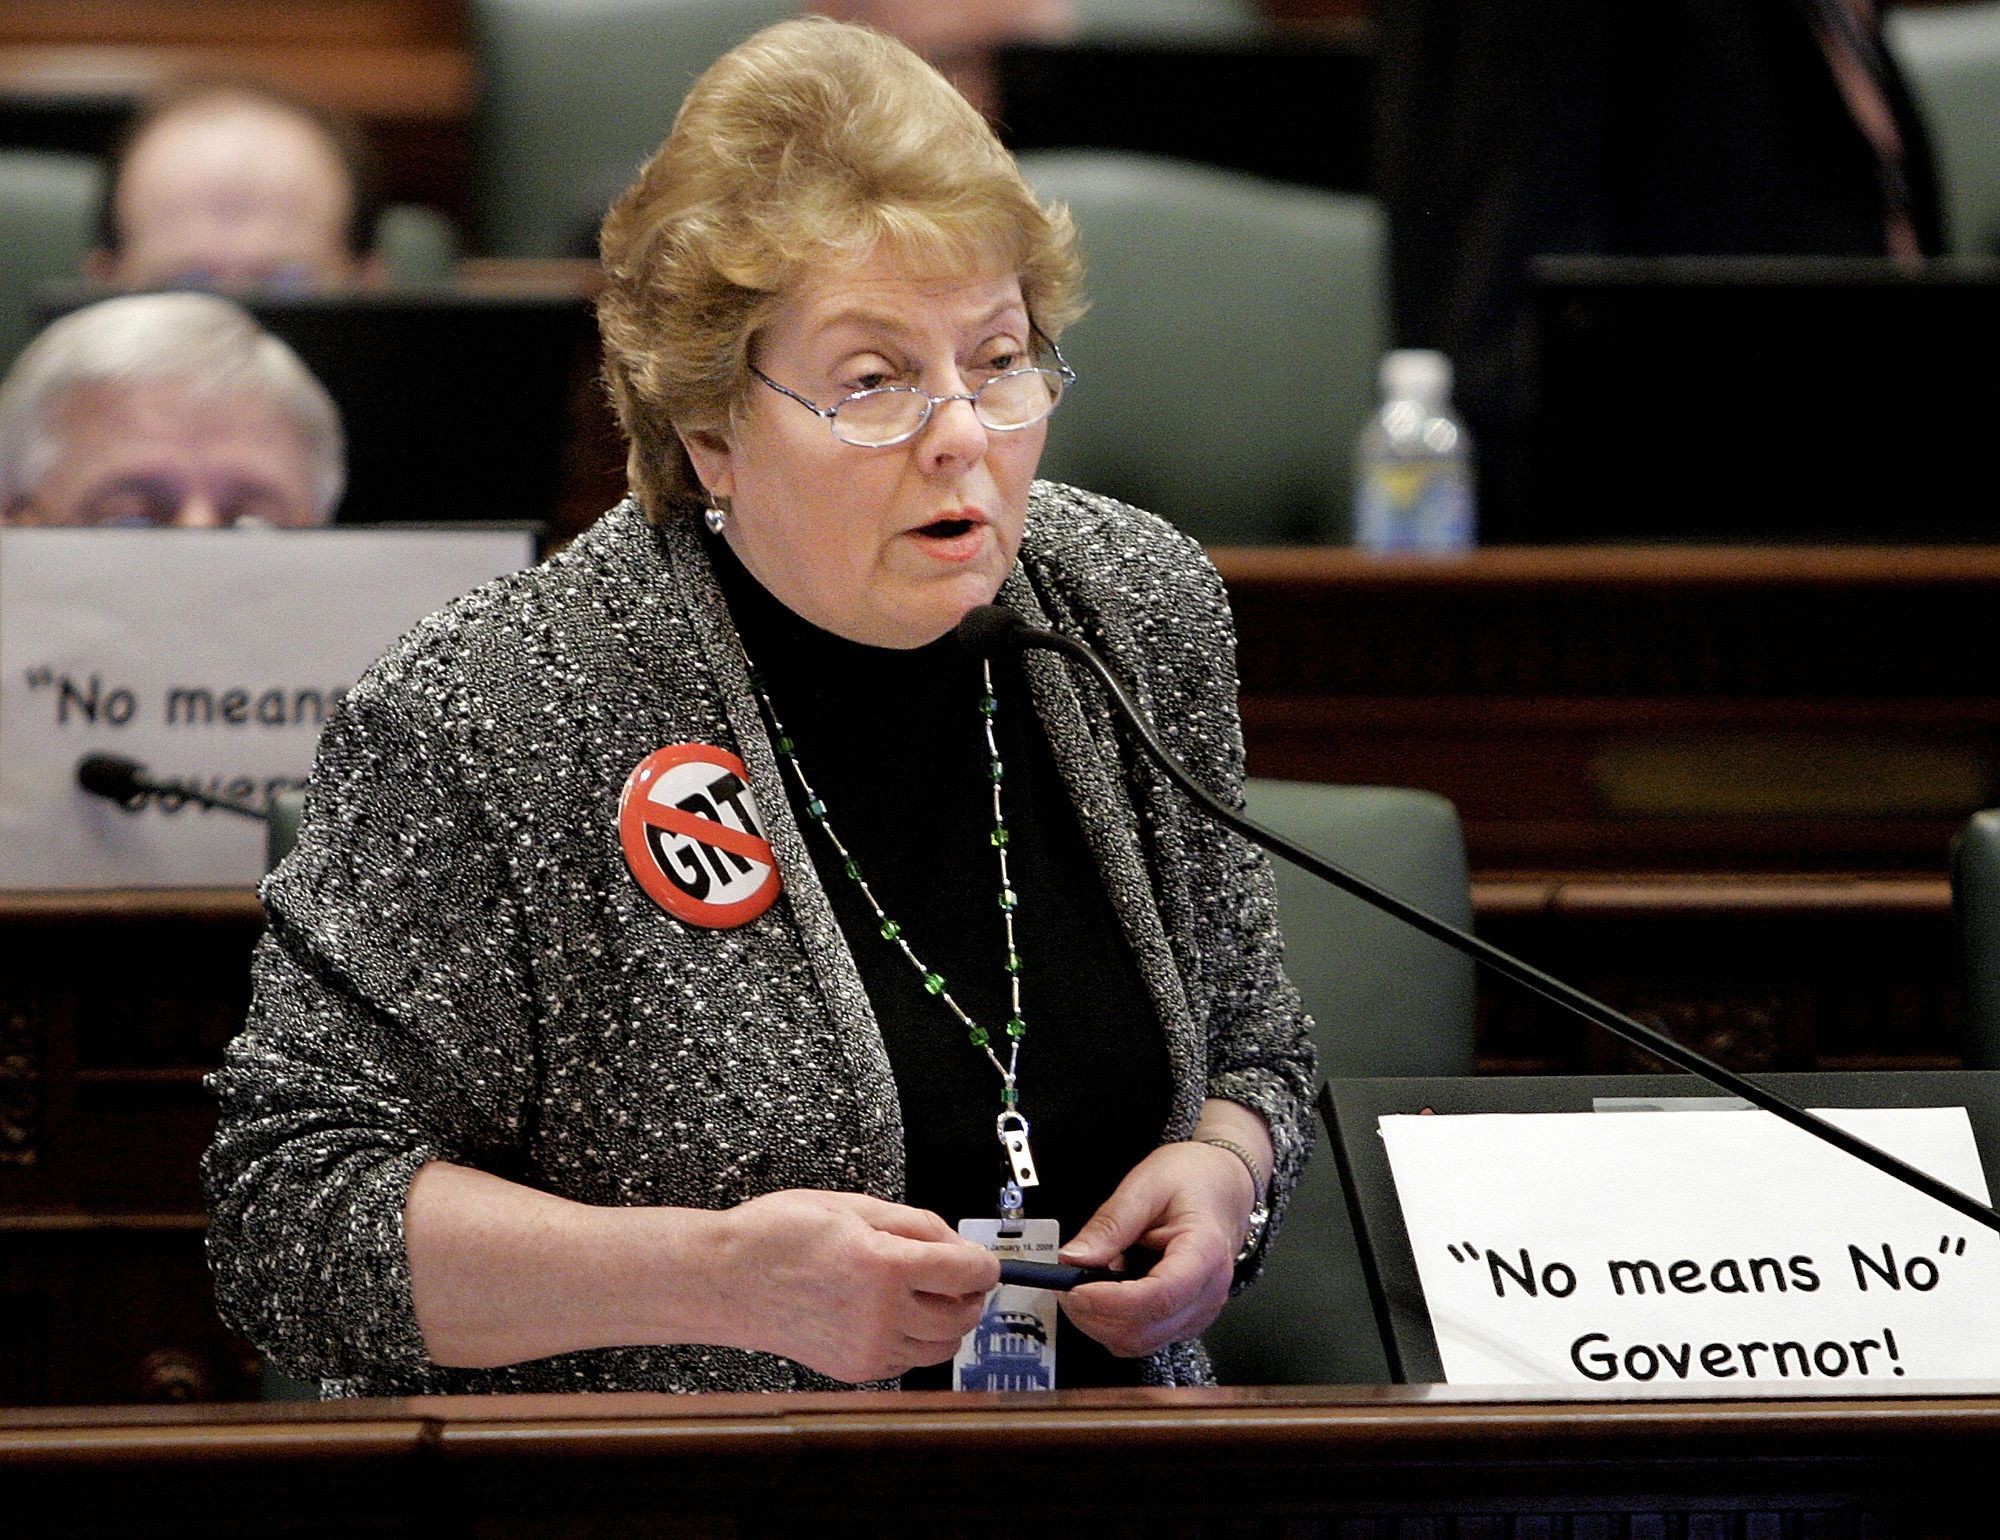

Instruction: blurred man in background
[89,81,377,293]
[0,291,344,528]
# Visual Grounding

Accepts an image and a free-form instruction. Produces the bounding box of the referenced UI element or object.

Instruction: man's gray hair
[0,292,345,519]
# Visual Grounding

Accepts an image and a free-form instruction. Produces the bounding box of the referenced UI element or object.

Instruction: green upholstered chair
[372,203,461,288]
[265,787,308,875]
[1887,1,2000,257]
[1951,808,2000,1070]
[1069,0,1265,39]
[0,150,104,373]
[468,0,798,258]
[1021,151,1386,545]
[1200,781,1476,1384]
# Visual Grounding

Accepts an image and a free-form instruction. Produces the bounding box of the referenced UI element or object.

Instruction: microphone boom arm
[1008,621,2000,1239]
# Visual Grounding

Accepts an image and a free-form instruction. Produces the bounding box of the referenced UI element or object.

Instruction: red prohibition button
[618,744,780,928]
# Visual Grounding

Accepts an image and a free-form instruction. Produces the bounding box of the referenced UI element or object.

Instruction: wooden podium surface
[6,1383,1999,1538]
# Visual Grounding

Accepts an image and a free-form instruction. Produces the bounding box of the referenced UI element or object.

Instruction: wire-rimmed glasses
[750,333,1076,449]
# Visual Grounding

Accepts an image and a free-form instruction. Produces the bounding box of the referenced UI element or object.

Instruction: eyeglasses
[750,332,1076,449]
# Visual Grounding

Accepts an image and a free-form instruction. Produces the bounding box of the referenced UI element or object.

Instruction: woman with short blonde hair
[598,18,1085,521]
[207,17,1315,1398]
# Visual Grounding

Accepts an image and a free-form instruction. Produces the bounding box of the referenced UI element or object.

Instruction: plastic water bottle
[1354,349,1476,551]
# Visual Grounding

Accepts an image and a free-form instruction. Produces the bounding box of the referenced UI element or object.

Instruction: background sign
[1381,1106,2000,1387]
[0,526,534,889]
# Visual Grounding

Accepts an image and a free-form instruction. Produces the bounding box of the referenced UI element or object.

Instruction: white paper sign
[0,526,534,889]
[1381,1106,2000,1387]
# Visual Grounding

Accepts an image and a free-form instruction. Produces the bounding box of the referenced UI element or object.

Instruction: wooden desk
[1210,544,1989,1071]
[1212,544,2000,873]
[6,1385,1999,1537]
[1474,871,1962,1074]
[0,890,262,1405]
[7,545,1996,1402]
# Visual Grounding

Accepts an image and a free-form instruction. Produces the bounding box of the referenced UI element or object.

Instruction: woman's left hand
[1054,1137,1256,1358]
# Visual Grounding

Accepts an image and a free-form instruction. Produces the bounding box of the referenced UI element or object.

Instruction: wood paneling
[0,0,1361,239]
[1213,544,2000,872]
[0,1,462,49]
[0,892,261,1406]
[1211,545,1988,1073]
[0,44,471,121]
[1474,873,1961,1074]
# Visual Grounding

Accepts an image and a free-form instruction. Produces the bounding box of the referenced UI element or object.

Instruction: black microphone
[956,604,2000,1238]
[76,752,148,806]
[75,753,269,823]
[955,604,1032,658]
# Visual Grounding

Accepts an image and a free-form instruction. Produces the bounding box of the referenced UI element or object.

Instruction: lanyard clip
[996,1109,1040,1189]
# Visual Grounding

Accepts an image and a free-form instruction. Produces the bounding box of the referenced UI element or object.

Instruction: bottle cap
[1380,349,1452,406]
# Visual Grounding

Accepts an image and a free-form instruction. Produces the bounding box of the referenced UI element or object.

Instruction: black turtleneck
[710,534,1173,1389]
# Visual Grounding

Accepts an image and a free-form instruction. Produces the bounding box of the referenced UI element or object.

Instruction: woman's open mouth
[905,512,990,563]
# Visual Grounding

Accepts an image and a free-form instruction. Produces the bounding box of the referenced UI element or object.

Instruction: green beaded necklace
[749,657,1041,1220]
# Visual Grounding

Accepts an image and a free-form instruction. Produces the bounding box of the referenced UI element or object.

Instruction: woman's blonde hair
[597,16,1084,522]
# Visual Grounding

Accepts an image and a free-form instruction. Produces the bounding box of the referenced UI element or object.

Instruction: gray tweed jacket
[203,482,1317,1396]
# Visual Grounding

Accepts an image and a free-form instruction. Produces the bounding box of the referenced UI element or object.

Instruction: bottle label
[1356,461,1475,551]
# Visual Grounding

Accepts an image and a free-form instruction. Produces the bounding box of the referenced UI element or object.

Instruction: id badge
[953,1218,1060,1391]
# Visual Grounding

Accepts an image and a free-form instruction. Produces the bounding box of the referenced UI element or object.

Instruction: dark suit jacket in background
[1374,0,1946,530]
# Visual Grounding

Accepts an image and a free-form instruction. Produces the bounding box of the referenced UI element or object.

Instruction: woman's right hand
[703,1189,998,1383]
[402,1164,995,1377]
